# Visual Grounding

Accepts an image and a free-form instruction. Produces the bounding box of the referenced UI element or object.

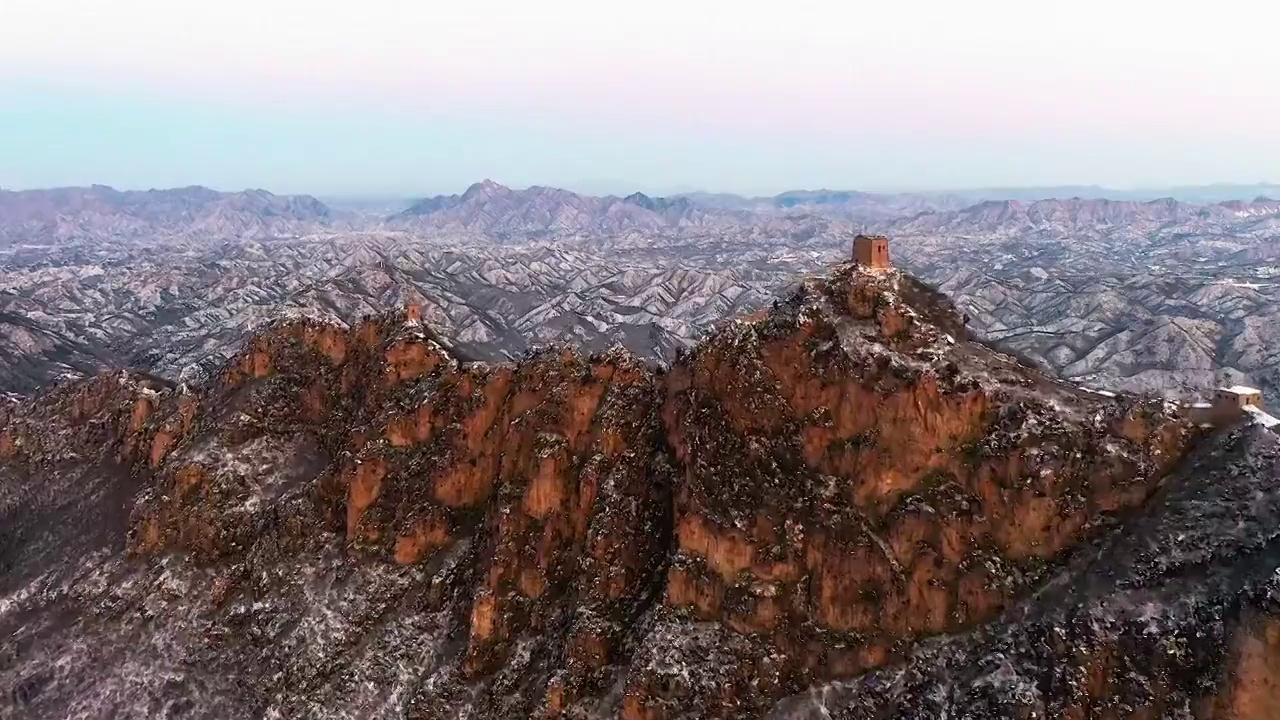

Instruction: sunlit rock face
[626,266,1188,719]
[11,263,1280,720]
[768,423,1280,720]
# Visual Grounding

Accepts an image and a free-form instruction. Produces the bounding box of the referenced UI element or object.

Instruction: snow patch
[1244,405,1280,429]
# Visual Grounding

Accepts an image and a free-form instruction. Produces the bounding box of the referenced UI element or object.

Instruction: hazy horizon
[6,178,1280,204]
[3,0,1278,196]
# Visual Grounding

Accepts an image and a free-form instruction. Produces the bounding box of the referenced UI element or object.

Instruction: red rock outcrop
[94,307,671,716]
[626,266,1189,718]
[1,263,1215,720]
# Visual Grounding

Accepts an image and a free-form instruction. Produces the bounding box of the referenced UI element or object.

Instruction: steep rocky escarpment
[628,266,1187,718]
[3,263,1261,720]
[2,305,676,719]
[768,423,1280,719]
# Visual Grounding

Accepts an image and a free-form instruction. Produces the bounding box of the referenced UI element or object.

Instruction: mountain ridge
[0,184,337,244]
[387,180,737,235]
[4,261,1231,719]
[8,181,1280,244]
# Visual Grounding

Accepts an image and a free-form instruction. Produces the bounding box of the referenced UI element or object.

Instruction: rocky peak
[462,179,511,202]
[622,191,658,211]
[0,262,1251,720]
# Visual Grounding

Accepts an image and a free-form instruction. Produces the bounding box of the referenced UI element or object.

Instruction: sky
[2,0,1278,196]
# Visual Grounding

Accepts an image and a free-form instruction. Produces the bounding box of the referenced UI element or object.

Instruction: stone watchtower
[1212,385,1264,423]
[1187,385,1268,426]
[852,234,891,269]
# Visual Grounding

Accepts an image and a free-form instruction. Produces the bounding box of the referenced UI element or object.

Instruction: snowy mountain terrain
[3,183,1280,405]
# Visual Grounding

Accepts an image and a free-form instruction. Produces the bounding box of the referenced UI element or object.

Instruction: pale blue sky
[2,0,1278,196]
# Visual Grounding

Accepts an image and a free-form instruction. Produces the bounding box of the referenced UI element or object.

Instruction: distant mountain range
[4,181,1280,408]
[940,182,1280,204]
[675,182,1280,205]
[5,180,1280,245]
[385,180,736,235]
[0,185,335,243]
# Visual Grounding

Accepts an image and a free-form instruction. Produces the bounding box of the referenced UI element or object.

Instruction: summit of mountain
[6,261,1251,719]
[388,180,734,235]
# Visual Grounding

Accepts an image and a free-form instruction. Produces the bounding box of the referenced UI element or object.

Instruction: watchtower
[1214,385,1263,413]
[1187,385,1267,426]
[853,234,891,269]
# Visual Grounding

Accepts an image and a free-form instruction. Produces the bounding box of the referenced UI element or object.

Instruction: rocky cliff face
[4,263,1270,720]
[769,421,1280,719]
[624,269,1187,719]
